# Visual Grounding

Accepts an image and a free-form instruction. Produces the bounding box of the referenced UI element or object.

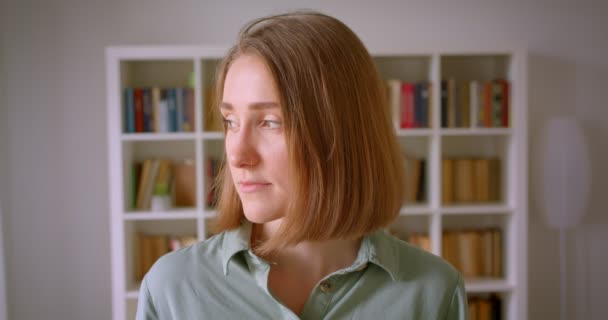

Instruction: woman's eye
[222,118,237,129]
[261,120,281,129]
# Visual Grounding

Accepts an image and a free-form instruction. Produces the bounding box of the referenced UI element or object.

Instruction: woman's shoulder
[372,231,461,288]
[143,232,228,287]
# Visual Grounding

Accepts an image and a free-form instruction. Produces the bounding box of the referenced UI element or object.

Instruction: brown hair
[212,11,406,254]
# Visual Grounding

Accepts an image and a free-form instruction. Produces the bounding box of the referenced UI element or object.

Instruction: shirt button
[319,280,333,293]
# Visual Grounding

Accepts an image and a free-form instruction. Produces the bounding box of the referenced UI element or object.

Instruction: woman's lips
[239,181,271,193]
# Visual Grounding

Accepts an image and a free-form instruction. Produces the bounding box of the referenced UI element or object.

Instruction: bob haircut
[212,11,406,254]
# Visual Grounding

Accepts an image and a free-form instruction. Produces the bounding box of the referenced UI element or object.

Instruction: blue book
[419,83,429,128]
[182,88,190,132]
[167,88,177,132]
[175,87,183,132]
[142,88,152,132]
[413,83,422,128]
[124,88,135,133]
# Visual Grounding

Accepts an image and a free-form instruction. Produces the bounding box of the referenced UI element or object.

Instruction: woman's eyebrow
[219,102,279,111]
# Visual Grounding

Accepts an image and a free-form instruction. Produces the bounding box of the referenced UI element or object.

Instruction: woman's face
[221,54,291,225]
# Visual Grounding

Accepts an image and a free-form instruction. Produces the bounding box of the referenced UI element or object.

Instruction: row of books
[135,233,197,281]
[442,158,501,203]
[468,294,502,320]
[441,79,510,128]
[386,80,431,129]
[131,159,196,210]
[123,87,195,133]
[205,158,221,208]
[443,228,502,278]
[403,155,426,203]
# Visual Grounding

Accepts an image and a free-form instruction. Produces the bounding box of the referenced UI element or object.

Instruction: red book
[134,88,144,132]
[499,79,510,127]
[401,83,415,128]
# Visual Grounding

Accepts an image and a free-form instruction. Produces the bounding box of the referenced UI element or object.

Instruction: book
[461,81,471,128]
[167,88,177,132]
[473,158,490,202]
[441,80,448,128]
[386,79,401,129]
[173,159,196,207]
[400,83,415,128]
[153,159,172,196]
[152,87,161,132]
[123,88,135,133]
[158,89,169,133]
[488,158,501,201]
[458,230,480,278]
[454,159,474,202]
[142,88,152,132]
[447,79,456,128]
[442,159,454,203]
[175,87,184,132]
[184,88,195,132]
[470,81,479,128]
[134,88,144,132]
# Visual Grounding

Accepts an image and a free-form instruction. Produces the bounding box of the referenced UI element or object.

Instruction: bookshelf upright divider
[193,58,205,241]
[107,46,527,320]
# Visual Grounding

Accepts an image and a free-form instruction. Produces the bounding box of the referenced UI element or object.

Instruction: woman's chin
[242,210,283,225]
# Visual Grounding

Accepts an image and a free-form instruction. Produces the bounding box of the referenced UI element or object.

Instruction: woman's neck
[252,220,362,278]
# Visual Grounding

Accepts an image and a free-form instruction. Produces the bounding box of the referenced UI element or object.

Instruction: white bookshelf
[106,46,527,320]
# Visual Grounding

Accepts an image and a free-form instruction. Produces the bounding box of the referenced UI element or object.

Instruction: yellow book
[473,158,490,202]
[442,159,454,204]
[153,159,172,196]
[172,159,196,207]
[454,159,474,203]
[492,228,502,277]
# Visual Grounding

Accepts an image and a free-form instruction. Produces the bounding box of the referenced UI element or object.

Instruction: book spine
[470,81,478,128]
[492,81,502,127]
[413,83,422,128]
[134,88,144,133]
[167,88,177,132]
[142,88,152,132]
[387,80,401,129]
[500,79,510,127]
[152,87,161,132]
[441,80,448,128]
[124,88,135,133]
[175,87,184,132]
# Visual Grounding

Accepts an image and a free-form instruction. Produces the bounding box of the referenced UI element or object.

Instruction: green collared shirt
[136,222,468,319]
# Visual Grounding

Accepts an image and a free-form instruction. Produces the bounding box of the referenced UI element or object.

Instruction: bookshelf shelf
[464,279,514,293]
[440,128,512,136]
[396,129,433,137]
[107,46,527,320]
[201,132,224,140]
[203,210,218,218]
[440,205,513,215]
[121,133,197,141]
[123,210,199,220]
[399,205,432,215]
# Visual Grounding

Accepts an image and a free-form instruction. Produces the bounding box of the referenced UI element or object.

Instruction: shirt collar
[220,221,399,281]
[365,229,400,281]
[220,221,252,276]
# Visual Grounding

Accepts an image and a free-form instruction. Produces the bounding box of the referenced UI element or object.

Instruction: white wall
[0,1,9,316]
[1,0,606,319]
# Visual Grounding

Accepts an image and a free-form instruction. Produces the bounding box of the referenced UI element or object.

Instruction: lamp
[537,116,590,320]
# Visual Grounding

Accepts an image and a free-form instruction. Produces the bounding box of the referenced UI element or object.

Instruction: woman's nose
[227,128,260,168]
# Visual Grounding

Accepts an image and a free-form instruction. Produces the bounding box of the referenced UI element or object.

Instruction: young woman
[137,11,467,320]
